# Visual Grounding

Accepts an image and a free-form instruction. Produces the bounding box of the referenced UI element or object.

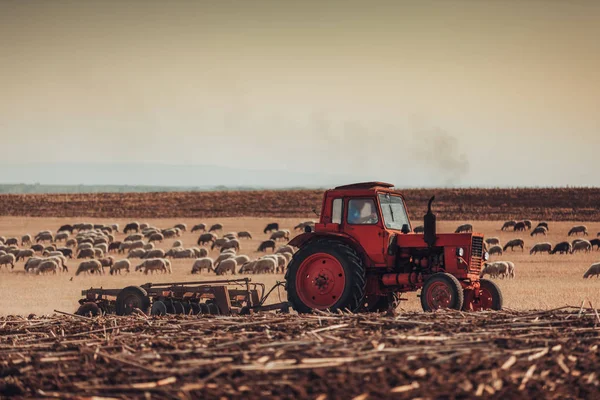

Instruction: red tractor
[286,182,501,312]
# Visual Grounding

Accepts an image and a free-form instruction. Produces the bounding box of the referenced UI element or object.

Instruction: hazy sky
[1,1,599,187]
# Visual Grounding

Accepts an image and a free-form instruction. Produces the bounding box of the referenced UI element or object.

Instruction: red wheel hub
[463,287,493,311]
[425,281,454,309]
[296,253,345,309]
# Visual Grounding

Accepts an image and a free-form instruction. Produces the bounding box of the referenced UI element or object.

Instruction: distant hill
[0,162,369,193]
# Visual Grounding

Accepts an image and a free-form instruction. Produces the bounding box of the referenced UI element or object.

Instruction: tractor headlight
[483,251,490,261]
[456,247,465,257]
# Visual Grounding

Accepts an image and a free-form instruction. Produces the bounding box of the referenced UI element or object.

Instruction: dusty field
[1,217,600,315]
[1,187,600,220]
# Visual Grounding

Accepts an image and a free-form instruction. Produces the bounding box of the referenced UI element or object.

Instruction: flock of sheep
[0,220,317,278]
[478,220,600,279]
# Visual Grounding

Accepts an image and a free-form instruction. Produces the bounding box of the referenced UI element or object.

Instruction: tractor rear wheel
[286,240,366,313]
[420,273,464,312]
[463,279,503,311]
[115,286,150,316]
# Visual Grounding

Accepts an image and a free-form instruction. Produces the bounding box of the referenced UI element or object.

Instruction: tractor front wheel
[286,240,366,313]
[463,279,503,311]
[420,273,464,312]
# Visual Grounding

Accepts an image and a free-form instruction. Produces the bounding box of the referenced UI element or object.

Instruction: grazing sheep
[209,223,223,233]
[536,222,549,231]
[93,248,104,258]
[24,257,43,272]
[139,223,149,230]
[94,237,108,246]
[258,240,276,252]
[211,238,229,250]
[135,258,171,274]
[480,262,505,279]
[221,239,240,252]
[173,240,183,248]
[124,222,140,233]
[36,260,59,275]
[110,259,131,275]
[192,258,214,274]
[233,255,251,267]
[197,233,217,246]
[253,258,276,274]
[162,228,180,238]
[5,237,19,246]
[143,243,155,251]
[523,220,532,230]
[488,245,503,256]
[571,240,592,254]
[125,233,143,242]
[194,248,208,258]
[95,243,108,254]
[485,237,500,246]
[0,254,16,269]
[127,249,147,259]
[270,230,290,241]
[294,221,316,231]
[129,240,145,251]
[590,238,600,250]
[77,243,93,252]
[263,223,279,234]
[174,223,187,232]
[583,263,600,278]
[98,256,114,268]
[57,224,74,234]
[118,242,132,254]
[506,261,515,279]
[30,244,44,253]
[236,231,252,240]
[551,241,572,255]
[568,225,588,236]
[36,232,54,243]
[239,260,256,274]
[55,232,69,242]
[215,258,237,275]
[148,233,164,243]
[455,224,473,233]
[503,239,524,252]
[275,245,295,255]
[501,221,516,231]
[413,225,425,234]
[144,249,166,259]
[513,222,526,232]
[530,242,552,255]
[191,223,206,233]
[111,224,119,233]
[108,242,121,253]
[223,232,237,240]
[56,248,73,258]
[21,234,32,246]
[66,238,77,248]
[530,226,548,237]
[77,248,95,259]
[263,254,287,273]
[279,252,293,263]
[221,248,236,255]
[76,260,103,275]
[16,249,35,261]
[214,253,234,268]
[172,249,195,259]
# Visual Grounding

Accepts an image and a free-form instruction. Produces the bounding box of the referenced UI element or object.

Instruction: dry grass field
[1,216,599,315]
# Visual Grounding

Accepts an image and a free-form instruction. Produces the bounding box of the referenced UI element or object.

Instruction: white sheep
[583,263,600,278]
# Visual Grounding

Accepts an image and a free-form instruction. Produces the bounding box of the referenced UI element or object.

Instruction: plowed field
[0,187,599,220]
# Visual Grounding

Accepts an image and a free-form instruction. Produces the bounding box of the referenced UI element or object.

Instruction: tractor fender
[289,232,371,266]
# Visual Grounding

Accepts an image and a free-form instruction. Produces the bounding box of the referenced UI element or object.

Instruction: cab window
[347,199,379,225]
[332,198,343,224]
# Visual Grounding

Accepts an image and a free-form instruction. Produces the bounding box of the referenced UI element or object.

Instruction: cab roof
[334,182,394,190]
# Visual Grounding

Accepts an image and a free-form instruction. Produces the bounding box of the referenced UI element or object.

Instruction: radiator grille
[470,236,484,273]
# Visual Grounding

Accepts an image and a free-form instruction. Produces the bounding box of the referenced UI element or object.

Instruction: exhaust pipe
[423,196,436,247]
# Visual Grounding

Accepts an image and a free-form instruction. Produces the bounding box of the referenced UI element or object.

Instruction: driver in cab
[348,200,378,224]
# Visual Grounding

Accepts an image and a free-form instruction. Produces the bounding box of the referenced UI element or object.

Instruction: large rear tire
[286,240,366,313]
[420,273,464,312]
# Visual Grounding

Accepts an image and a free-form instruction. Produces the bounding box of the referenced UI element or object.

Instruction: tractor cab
[286,182,501,314]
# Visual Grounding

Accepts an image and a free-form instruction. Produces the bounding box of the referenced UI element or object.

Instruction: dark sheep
[197,233,217,246]
[513,222,526,232]
[30,244,44,253]
[413,225,424,234]
[455,224,473,233]
[263,223,279,234]
[536,222,549,231]
[124,222,140,234]
[523,220,532,230]
[191,223,206,233]
[551,241,572,255]
[503,239,524,252]
[590,238,600,251]
[209,223,223,233]
[501,221,516,231]
[530,226,548,237]
[108,242,122,253]
[57,224,74,234]
[57,248,73,258]
[257,239,276,252]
